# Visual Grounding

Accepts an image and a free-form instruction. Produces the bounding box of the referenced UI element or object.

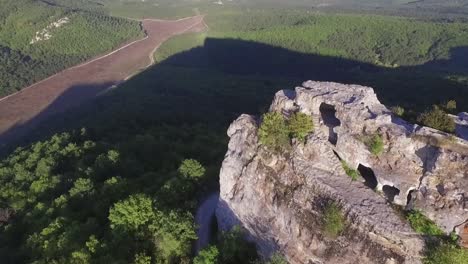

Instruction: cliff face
[216,81,468,264]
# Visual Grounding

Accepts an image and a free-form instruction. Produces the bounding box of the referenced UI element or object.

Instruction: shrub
[134,253,151,264]
[178,159,206,179]
[322,202,345,238]
[364,134,384,156]
[417,106,456,133]
[424,243,468,264]
[218,226,258,264]
[194,245,219,264]
[340,160,360,181]
[258,112,290,151]
[267,253,287,264]
[406,210,444,236]
[391,106,405,117]
[288,112,314,142]
[445,100,457,113]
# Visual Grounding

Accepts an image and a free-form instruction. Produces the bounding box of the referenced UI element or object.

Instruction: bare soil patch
[0,16,205,146]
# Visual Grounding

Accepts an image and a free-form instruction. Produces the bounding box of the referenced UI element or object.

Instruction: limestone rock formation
[216,81,468,263]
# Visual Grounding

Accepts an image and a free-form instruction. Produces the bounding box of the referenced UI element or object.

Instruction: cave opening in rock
[382,185,400,202]
[406,189,415,209]
[357,164,378,189]
[319,103,341,145]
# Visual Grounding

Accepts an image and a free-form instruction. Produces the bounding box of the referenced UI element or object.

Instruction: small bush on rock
[267,253,287,264]
[424,242,468,264]
[391,106,405,117]
[406,210,444,236]
[417,106,456,133]
[322,202,345,238]
[258,112,290,151]
[340,160,360,181]
[288,112,314,142]
[445,100,457,113]
[363,134,384,156]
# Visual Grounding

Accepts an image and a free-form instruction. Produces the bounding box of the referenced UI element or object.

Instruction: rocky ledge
[216,81,468,264]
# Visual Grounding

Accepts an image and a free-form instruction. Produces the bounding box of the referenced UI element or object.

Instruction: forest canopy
[0,0,142,96]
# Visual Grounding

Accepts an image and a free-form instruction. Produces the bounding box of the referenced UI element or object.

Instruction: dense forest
[1,3,468,264]
[0,0,142,96]
[156,11,468,112]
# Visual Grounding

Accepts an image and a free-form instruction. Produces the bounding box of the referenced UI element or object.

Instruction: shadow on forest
[158,38,468,109]
[0,82,114,152]
[1,37,468,154]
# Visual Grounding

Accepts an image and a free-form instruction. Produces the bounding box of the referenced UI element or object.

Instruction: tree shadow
[1,38,468,153]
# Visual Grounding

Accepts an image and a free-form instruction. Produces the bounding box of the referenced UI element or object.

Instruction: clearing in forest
[0,15,206,146]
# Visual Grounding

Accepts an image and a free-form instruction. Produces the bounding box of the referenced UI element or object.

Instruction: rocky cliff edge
[216,81,468,264]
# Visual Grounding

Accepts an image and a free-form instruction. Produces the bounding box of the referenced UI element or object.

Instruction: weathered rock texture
[216,81,468,263]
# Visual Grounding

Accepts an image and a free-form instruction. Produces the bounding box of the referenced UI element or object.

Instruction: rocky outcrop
[216,81,468,263]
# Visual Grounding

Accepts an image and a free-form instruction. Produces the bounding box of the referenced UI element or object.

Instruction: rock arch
[382,185,400,202]
[357,164,378,189]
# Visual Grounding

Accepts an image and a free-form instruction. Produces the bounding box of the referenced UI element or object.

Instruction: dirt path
[0,15,206,146]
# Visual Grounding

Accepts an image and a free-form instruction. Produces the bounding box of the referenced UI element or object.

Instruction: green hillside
[0,0,143,96]
[156,11,468,111]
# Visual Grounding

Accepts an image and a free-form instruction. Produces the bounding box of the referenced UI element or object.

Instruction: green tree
[108,194,155,232]
[149,211,197,263]
[288,112,314,142]
[267,253,287,264]
[194,246,219,264]
[258,112,290,151]
[218,226,258,264]
[70,249,91,264]
[134,252,151,264]
[69,178,94,197]
[85,235,99,253]
[178,159,205,179]
[417,106,456,133]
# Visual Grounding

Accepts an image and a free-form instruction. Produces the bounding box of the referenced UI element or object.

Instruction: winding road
[0,15,206,146]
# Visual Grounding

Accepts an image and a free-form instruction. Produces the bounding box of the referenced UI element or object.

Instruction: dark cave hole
[319,103,341,145]
[382,185,400,202]
[357,164,378,189]
[406,189,415,209]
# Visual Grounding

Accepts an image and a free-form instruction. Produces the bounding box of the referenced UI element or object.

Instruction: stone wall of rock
[216,81,468,263]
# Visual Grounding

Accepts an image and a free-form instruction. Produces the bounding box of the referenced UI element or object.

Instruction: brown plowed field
[0,15,205,146]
